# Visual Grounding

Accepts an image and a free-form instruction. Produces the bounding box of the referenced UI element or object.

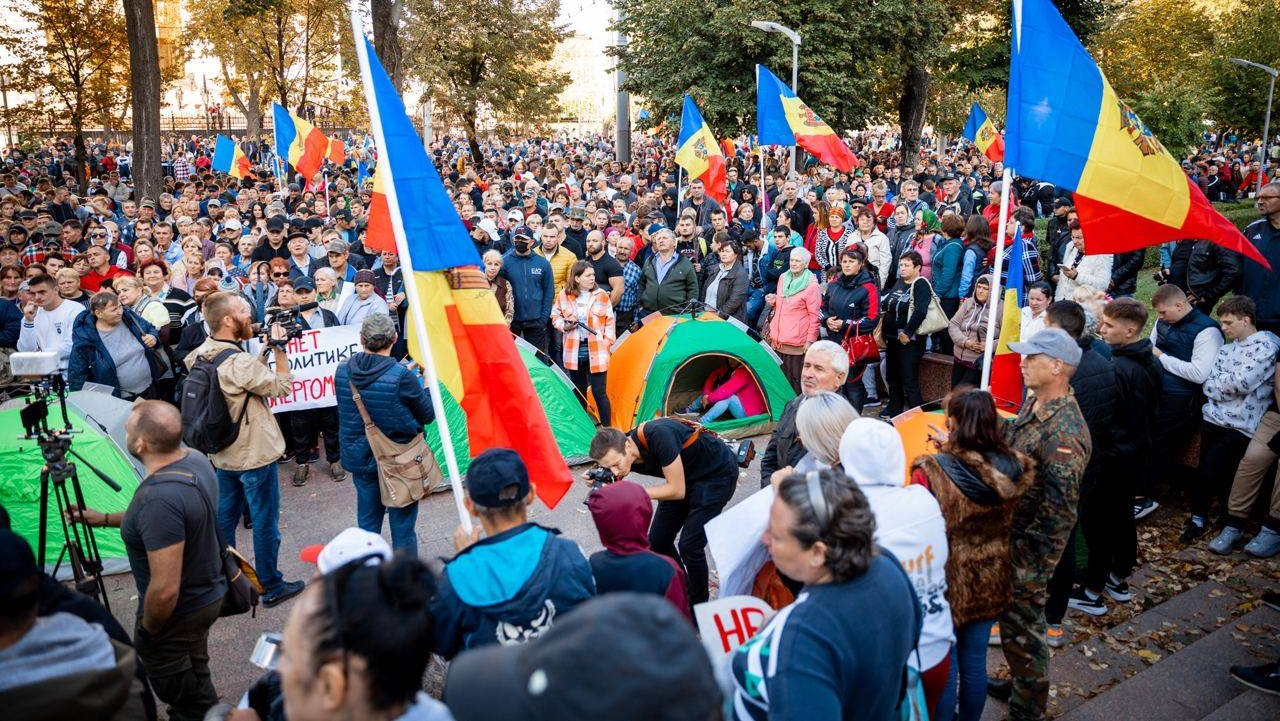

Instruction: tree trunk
[73,126,89,194]
[463,109,482,164]
[898,64,930,169]
[371,0,405,92]
[123,0,162,202]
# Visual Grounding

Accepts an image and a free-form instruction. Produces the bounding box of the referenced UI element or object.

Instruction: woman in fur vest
[911,388,1035,721]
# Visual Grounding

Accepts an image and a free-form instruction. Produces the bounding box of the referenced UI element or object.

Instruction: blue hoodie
[334,353,435,476]
[500,250,554,323]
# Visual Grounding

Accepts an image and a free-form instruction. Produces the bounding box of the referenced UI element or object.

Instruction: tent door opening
[663,353,769,419]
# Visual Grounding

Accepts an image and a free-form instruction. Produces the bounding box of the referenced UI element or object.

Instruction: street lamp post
[1230,57,1278,199]
[751,20,801,176]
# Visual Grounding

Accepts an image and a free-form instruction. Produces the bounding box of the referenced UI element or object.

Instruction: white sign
[706,485,775,598]
[694,595,775,658]
[248,324,362,412]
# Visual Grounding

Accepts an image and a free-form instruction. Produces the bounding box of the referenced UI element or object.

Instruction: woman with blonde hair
[113,275,170,330]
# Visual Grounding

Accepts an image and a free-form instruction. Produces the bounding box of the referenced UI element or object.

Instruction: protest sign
[706,485,774,597]
[248,324,362,412]
[693,595,774,658]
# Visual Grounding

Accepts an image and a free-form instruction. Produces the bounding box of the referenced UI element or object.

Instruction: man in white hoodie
[17,273,85,375]
[839,417,955,715]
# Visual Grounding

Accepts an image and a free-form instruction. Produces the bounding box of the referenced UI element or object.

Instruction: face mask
[514,240,530,253]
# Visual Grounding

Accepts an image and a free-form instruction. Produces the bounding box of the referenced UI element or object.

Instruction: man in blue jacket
[500,226,554,354]
[334,313,435,554]
[432,448,595,659]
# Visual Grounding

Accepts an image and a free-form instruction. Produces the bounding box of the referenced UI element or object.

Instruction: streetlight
[1230,57,1278,199]
[751,20,801,176]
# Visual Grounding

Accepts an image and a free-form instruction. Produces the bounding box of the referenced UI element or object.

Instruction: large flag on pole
[350,17,572,509]
[962,103,1005,162]
[675,95,727,205]
[272,103,342,180]
[1008,0,1268,268]
[212,134,252,179]
[756,64,857,172]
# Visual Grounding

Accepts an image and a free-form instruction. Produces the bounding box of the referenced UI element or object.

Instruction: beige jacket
[185,337,292,471]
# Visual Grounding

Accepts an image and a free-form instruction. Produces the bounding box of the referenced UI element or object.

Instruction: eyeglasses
[272,272,289,278]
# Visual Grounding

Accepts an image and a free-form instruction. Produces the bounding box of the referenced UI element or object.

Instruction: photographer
[184,292,307,608]
[587,419,739,607]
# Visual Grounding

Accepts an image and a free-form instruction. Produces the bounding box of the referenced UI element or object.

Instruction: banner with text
[248,325,361,412]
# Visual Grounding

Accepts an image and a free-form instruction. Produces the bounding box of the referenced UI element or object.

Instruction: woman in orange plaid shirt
[552,260,617,425]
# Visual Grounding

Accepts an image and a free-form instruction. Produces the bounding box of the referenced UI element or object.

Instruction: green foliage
[1204,0,1280,132]
[1125,78,1215,157]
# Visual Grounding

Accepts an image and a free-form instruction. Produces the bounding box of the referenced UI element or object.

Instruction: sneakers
[1047,623,1065,648]
[1133,499,1159,521]
[1245,527,1280,558]
[1208,526,1247,555]
[988,623,1002,646]
[1068,587,1108,616]
[1230,660,1280,696]
[263,579,307,608]
[292,464,310,487]
[1105,574,1133,603]
[330,461,347,482]
[1179,517,1208,544]
[864,397,883,408]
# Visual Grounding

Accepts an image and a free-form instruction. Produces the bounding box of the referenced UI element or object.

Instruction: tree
[407,0,569,163]
[219,0,344,111]
[0,0,129,191]
[1128,77,1215,157]
[123,0,162,202]
[1205,0,1280,137]
[370,0,406,92]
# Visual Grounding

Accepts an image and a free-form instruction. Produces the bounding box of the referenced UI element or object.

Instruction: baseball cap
[222,218,242,230]
[299,527,392,574]
[334,209,353,221]
[465,448,529,508]
[610,213,626,223]
[353,269,377,285]
[444,593,718,721]
[1008,328,1082,365]
[646,222,666,235]
[292,276,316,291]
[266,216,287,231]
[506,208,525,223]
[18,209,35,219]
[512,225,534,241]
[1053,197,1072,209]
[327,239,350,254]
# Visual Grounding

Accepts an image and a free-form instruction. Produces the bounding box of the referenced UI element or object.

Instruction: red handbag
[842,320,881,365]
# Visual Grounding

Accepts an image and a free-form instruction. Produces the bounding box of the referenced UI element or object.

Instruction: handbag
[349,380,444,509]
[841,320,881,365]
[909,277,950,336]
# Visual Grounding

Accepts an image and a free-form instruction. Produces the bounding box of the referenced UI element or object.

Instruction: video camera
[255,301,319,348]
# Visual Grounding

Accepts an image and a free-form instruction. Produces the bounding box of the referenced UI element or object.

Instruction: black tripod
[21,378,121,611]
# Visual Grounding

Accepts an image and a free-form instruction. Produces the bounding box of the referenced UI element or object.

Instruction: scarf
[782,270,809,297]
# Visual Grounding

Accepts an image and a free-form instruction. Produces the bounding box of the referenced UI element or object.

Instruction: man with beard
[585,229,624,307]
[614,235,642,330]
[184,293,307,609]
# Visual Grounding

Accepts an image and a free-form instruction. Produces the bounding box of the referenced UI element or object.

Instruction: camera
[257,301,318,347]
[735,439,756,469]
[585,466,616,491]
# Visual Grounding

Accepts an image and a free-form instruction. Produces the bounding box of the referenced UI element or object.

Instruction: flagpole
[676,165,683,219]
[980,166,1014,389]
[350,7,472,533]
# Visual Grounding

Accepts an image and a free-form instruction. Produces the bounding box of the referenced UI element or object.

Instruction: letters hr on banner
[693,595,775,658]
[247,325,362,412]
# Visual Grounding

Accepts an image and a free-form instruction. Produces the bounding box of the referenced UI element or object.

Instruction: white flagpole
[350,7,472,533]
[979,166,1014,389]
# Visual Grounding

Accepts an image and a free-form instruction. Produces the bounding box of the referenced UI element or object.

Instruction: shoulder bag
[909,276,950,336]
[349,379,444,509]
[841,320,881,365]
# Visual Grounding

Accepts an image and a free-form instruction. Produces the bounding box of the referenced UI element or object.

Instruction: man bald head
[126,400,184,457]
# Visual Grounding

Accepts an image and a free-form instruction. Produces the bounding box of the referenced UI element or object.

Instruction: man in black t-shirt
[588,420,738,606]
[585,229,624,307]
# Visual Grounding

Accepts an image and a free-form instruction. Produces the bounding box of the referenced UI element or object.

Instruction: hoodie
[587,481,692,620]
[840,418,954,670]
[1203,330,1280,436]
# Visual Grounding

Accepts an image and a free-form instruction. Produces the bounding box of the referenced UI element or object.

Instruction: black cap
[1053,197,1073,209]
[18,209,35,219]
[464,448,530,508]
[610,213,626,223]
[287,230,309,242]
[292,276,316,291]
[512,225,534,241]
[266,216,287,231]
[334,209,353,221]
[445,593,718,721]
[304,217,325,229]
[8,223,27,235]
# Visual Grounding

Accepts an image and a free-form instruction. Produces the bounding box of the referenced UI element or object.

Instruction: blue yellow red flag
[212,134,251,179]
[272,103,334,180]
[675,95,727,205]
[1007,0,1266,268]
[756,64,857,172]
[989,231,1026,410]
[963,103,1005,162]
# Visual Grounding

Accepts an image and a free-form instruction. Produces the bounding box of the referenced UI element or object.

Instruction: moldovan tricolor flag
[1007,0,1268,268]
[989,232,1027,411]
[212,135,252,179]
[675,95,727,205]
[756,64,857,172]
[272,103,336,180]
[963,103,1005,162]
[351,22,572,508]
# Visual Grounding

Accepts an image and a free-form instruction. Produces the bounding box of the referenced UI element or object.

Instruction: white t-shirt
[18,300,86,372]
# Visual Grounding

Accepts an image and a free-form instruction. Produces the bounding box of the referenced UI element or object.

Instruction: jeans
[215,464,285,595]
[700,395,745,423]
[938,619,996,721]
[863,352,886,400]
[352,470,420,555]
[746,288,766,328]
[134,599,221,721]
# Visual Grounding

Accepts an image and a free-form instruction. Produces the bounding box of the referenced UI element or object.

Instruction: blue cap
[466,448,530,508]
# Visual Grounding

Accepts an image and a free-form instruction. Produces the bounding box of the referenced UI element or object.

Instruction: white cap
[299,527,392,574]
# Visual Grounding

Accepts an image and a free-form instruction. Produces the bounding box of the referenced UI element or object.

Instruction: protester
[482,248,514,324]
[68,291,161,398]
[585,481,691,620]
[502,226,555,353]
[948,275,1001,388]
[637,227,699,316]
[702,239,749,322]
[17,273,85,375]
[820,246,880,410]
[1241,181,1280,332]
[760,340,849,485]
[881,251,934,417]
[551,260,616,425]
[1053,221,1112,301]
[289,277,344,482]
[336,269,389,326]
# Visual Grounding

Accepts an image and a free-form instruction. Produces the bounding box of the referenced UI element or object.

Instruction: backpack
[181,348,250,454]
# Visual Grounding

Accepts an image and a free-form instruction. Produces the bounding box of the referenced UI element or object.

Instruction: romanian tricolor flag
[212,134,252,179]
[756,64,857,172]
[272,103,338,180]
[351,19,572,508]
[963,103,1005,162]
[675,95,727,205]
[1008,0,1268,268]
[989,231,1026,411]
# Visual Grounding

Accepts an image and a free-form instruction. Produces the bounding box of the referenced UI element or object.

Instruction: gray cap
[1008,328,1082,365]
[360,312,396,347]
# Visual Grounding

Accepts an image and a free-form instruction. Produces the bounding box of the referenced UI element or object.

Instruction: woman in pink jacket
[767,246,822,393]
[684,361,768,423]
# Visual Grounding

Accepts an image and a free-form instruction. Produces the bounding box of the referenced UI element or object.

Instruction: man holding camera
[588,419,740,607]
[185,292,306,608]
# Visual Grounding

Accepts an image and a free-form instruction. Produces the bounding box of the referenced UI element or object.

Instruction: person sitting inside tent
[680,360,767,424]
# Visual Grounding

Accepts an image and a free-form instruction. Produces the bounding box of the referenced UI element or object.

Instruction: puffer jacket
[768,273,821,348]
[821,268,879,335]
[1069,336,1116,478]
[1110,339,1161,460]
[67,308,161,396]
[1203,330,1280,436]
[912,448,1035,626]
[334,353,435,476]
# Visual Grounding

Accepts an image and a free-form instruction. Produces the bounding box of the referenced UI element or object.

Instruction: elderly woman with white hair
[767,245,822,393]
[768,390,859,489]
[840,417,955,719]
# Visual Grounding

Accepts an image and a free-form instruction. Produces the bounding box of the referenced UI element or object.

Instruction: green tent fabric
[0,408,142,567]
[423,338,596,478]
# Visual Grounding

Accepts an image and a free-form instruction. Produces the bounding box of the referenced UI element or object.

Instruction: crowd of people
[0,126,1279,721]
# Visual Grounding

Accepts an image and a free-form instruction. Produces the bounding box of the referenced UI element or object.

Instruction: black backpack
[182,348,250,454]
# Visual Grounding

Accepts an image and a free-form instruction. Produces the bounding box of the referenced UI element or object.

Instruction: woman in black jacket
[701,240,749,322]
[881,250,932,418]
[821,246,880,411]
